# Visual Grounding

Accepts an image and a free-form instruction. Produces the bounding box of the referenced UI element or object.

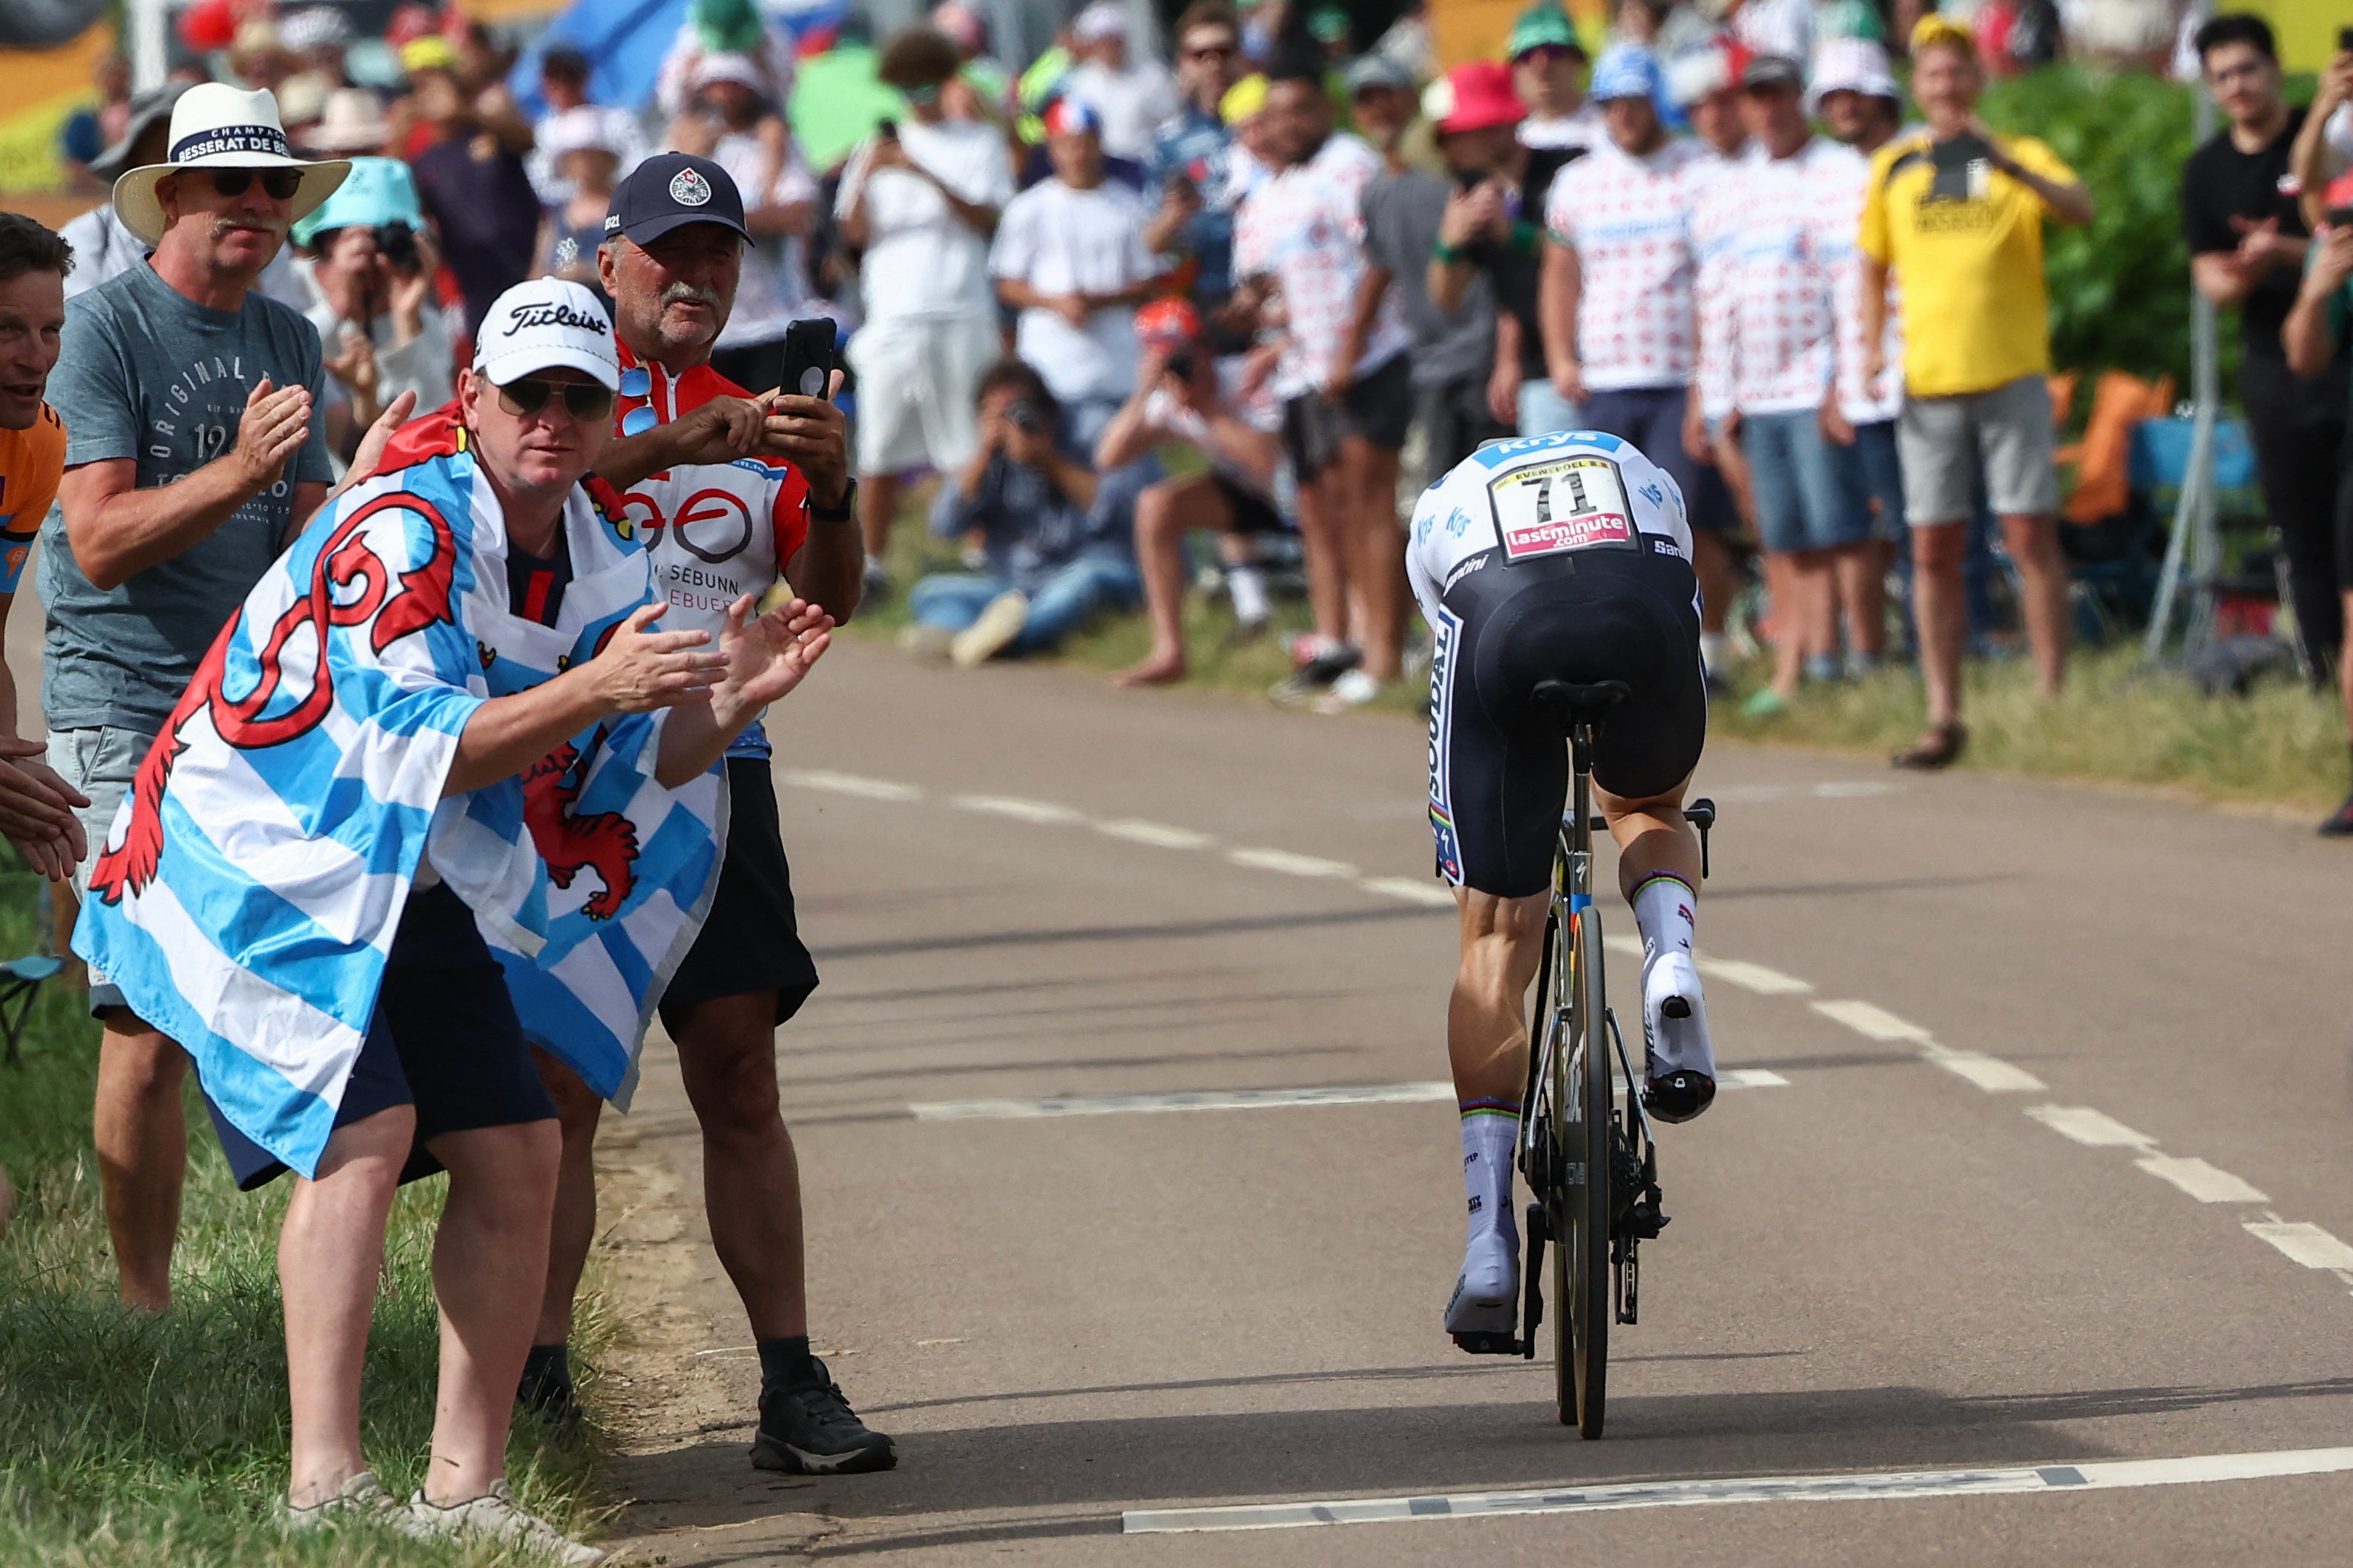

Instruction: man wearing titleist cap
[78,274,833,1552]
[507,150,892,1476]
[44,82,355,1312]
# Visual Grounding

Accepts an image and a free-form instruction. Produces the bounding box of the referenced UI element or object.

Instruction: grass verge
[854,481,2345,811]
[0,862,613,1567]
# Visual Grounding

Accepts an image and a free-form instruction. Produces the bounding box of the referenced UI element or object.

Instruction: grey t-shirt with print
[42,259,332,734]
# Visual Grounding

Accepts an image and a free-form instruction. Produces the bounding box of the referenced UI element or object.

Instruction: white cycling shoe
[1444,1225,1520,1338]
[1640,949,1717,1125]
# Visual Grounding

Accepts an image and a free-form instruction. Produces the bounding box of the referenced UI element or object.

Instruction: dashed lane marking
[910,1072,1790,1121]
[1228,847,1358,879]
[952,794,1087,824]
[1707,780,1900,803]
[2243,1219,2353,1273]
[777,768,924,801]
[1119,1446,2353,1534]
[1698,957,1814,996]
[2136,1156,2268,1205]
[1359,876,1458,907]
[2027,1105,2157,1150]
[1811,999,1933,1043]
[1093,818,1217,850]
[1918,1047,2046,1095]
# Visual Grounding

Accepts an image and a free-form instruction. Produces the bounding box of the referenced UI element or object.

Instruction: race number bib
[1486,453,1638,564]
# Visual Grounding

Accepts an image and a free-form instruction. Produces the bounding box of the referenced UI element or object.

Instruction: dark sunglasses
[1184,42,1239,59]
[496,376,616,422]
[206,168,306,201]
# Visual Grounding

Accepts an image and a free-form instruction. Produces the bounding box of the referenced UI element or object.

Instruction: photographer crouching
[904,360,1150,666]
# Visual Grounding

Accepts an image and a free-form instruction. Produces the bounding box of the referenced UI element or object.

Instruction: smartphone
[2339,24,2353,52]
[875,118,898,141]
[775,317,837,401]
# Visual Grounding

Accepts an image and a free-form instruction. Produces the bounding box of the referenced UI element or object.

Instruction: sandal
[1891,720,1967,771]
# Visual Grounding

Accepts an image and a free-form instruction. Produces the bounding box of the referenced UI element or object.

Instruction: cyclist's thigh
[1429,560,1567,900]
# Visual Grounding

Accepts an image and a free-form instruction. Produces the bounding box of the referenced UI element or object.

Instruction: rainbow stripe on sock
[1458,1098,1522,1121]
[1630,871,1697,900]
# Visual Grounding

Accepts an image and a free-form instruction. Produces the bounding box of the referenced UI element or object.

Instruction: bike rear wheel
[1561,903,1611,1436]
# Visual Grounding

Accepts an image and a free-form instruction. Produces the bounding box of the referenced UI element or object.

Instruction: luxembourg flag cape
[74,411,726,1179]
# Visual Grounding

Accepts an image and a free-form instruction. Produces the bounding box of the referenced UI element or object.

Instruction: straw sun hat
[111,82,351,246]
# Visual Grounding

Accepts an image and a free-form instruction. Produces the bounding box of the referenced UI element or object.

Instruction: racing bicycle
[1516,678,1713,1439]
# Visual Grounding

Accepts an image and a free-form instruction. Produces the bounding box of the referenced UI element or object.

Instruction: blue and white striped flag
[76,417,724,1180]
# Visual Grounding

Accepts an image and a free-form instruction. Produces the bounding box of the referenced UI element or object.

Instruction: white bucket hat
[111,82,352,246]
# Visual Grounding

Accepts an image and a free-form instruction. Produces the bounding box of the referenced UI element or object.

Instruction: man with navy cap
[513,151,894,1476]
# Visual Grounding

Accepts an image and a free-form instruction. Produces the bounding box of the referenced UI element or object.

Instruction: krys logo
[503,300,609,336]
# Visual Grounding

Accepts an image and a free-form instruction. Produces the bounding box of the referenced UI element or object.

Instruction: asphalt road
[588,639,2353,1565]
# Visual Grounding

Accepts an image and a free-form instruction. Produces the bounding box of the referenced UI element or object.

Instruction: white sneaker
[1641,949,1717,1124]
[280,1469,411,1533]
[1312,668,1382,714]
[1444,1225,1520,1336]
[406,1480,603,1566]
[950,590,1030,667]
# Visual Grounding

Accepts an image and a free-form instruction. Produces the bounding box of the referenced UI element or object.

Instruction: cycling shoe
[1642,1067,1717,1124]
[1444,1228,1518,1337]
[1642,952,1717,1124]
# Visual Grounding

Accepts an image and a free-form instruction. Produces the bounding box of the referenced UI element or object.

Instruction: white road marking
[1698,957,1813,996]
[2244,1220,2353,1272]
[2136,1156,2268,1205]
[1228,847,1358,879]
[1605,933,1643,958]
[1706,780,1899,804]
[777,768,924,801]
[1810,780,1899,799]
[912,1084,1459,1119]
[912,1073,1791,1121]
[952,794,1086,824]
[915,1337,968,1347]
[1359,876,1458,907]
[1812,999,1933,1043]
[1093,818,1216,850]
[2027,1105,2157,1150]
[1120,1446,2353,1534]
[1920,1048,2046,1094]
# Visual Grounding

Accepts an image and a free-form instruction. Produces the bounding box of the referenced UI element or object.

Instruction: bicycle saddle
[1531,679,1630,730]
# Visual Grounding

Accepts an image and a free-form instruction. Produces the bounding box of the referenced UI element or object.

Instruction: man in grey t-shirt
[47,83,346,1312]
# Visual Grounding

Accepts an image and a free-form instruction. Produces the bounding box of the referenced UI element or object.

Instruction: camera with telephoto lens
[375,220,420,273]
[1165,349,1198,383]
[1006,400,1047,435]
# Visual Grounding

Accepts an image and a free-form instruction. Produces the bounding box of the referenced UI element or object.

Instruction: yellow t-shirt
[1858,131,2079,399]
[0,401,63,594]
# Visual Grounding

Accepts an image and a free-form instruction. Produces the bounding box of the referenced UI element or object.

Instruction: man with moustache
[44,83,348,1312]
[512,152,892,1477]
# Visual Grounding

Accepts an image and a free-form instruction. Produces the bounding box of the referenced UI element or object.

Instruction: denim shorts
[47,724,155,1015]
[1742,409,1873,554]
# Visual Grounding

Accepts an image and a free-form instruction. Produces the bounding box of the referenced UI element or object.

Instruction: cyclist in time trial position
[1412,429,1718,1345]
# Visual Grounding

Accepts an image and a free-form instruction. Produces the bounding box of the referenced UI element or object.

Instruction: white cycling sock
[1228,564,1270,624]
[1631,872,1697,966]
[1459,1101,1519,1243]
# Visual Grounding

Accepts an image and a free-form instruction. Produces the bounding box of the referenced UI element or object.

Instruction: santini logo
[502,301,609,336]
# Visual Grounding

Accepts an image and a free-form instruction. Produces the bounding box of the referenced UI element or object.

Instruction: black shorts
[1211,471,1287,534]
[657,757,820,1036]
[205,885,556,1190]
[1416,374,1516,478]
[1281,352,1415,480]
[1427,544,1708,898]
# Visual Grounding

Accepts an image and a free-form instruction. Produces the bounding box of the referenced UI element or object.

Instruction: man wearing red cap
[1424,63,1549,448]
[1097,296,1286,685]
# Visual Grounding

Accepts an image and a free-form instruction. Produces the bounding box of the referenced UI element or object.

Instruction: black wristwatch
[811,476,857,522]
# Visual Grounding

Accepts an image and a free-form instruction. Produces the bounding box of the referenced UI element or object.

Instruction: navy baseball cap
[604,153,754,248]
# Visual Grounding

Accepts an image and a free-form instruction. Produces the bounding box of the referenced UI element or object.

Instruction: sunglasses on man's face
[496,376,616,422]
[1184,41,1238,60]
[206,168,306,202]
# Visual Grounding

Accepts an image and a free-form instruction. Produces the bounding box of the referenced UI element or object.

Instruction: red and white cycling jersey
[611,341,813,757]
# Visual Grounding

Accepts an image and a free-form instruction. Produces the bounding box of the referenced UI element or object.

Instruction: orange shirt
[0,401,64,593]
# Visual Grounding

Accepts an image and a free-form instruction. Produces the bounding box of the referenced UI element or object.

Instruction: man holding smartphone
[510,151,893,1477]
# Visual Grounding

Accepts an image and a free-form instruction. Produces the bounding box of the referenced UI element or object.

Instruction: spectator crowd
[10,0,2353,1547]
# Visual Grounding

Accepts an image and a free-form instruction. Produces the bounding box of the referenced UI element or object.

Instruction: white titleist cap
[473,279,621,391]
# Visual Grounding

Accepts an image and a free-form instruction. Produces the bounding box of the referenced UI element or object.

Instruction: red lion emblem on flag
[90,493,458,904]
[522,736,639,920]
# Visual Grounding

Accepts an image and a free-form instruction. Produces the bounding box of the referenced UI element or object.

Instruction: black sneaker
[751,1358,898,1475]
[2320,791,2353,837]
[516,1345,585,1447]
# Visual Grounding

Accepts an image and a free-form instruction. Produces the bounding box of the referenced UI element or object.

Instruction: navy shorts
[205,886,557,1190]
[656,758,820,1036]
[1582,386,1738,534]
